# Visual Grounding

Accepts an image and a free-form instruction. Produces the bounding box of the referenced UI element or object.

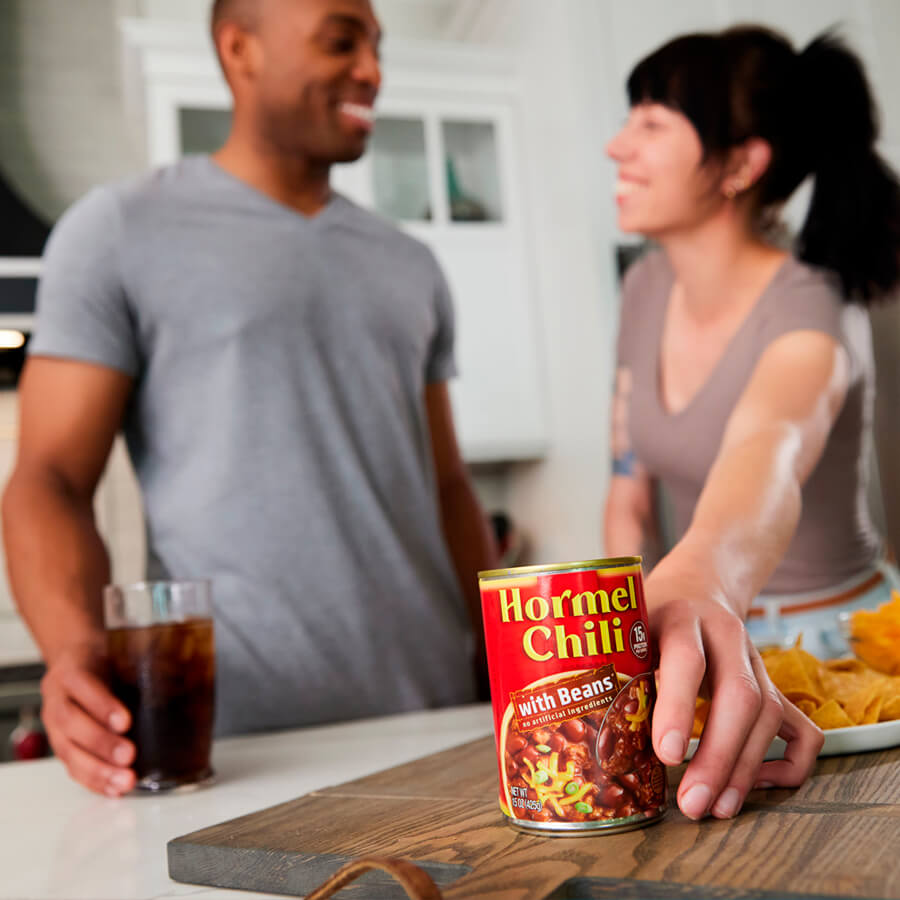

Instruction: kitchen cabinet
[121,21,548,461]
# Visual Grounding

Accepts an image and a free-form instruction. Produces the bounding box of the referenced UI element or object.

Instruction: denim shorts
[745,557,900,660]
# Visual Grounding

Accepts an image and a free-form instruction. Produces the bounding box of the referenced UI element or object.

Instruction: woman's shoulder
[761,255,846,329]
[616,249,671,361]
[772,256,843,306]
[761,255,872,381]
[621,247,672,309]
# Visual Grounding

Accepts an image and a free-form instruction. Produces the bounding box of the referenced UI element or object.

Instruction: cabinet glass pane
[370,117,430,221]
[441,121,502,223]
[179,107,232,155]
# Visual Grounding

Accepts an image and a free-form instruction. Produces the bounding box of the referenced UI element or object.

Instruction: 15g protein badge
[479,557,666,835]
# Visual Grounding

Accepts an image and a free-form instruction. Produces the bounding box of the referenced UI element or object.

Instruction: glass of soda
[103,580,215,792]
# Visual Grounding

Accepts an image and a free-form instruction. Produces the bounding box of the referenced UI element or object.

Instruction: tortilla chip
[811,699,855,729]
[848,593,900,675]
[881,676,900,703]
[819,668,876,709]
[764,648,817,696]
[795,649,826,695]
[794,699,818,717]
[824,657,870,674]
[880,696,900,721]
[862,693,885,725]
[784,689,825,708]
[843,683,884,725]
[692,697,709,739]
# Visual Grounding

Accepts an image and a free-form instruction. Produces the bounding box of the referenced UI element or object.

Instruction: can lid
[478,556,642,580]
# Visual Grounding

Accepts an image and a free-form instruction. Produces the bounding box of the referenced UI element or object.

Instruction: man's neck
[212,138,332,217]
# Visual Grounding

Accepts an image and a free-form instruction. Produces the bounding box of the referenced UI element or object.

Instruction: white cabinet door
[427,230,546,460]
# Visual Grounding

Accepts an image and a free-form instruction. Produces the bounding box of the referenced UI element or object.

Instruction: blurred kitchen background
[1,0,899,757]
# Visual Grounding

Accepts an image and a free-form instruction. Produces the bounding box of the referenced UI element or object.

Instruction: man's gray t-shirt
[31,156,476,735]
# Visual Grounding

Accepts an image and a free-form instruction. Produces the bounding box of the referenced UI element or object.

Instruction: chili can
[479,557,666,835]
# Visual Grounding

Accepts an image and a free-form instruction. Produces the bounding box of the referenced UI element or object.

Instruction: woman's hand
[647,566,824,820]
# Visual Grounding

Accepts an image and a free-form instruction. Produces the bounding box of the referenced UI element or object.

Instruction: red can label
[479,559,666,833]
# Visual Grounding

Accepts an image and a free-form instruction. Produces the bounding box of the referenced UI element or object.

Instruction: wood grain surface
[168,736,900,899]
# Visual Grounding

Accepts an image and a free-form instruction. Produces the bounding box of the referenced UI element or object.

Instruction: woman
[605,27,900,821]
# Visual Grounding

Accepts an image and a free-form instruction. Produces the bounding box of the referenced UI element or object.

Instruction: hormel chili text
[479,558,666,835]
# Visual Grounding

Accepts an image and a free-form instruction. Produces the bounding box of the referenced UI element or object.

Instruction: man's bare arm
[3,357,136,794]
[425,382,498,699]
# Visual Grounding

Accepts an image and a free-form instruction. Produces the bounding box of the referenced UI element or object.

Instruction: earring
[724,178,747,200]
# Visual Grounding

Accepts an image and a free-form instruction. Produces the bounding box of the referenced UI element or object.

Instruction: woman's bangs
[626,35,730,156]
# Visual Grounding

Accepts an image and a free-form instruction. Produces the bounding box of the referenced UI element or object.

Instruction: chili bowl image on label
[479,557,667,834]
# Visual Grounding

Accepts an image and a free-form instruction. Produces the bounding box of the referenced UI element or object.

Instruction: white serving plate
[685,718,900,761]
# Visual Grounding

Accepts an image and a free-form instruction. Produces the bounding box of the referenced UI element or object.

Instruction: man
[2,0,497,797]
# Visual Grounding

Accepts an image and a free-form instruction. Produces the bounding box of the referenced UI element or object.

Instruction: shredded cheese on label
[514,679,653,819]
[625,682,649,730]
[522,749,593,814]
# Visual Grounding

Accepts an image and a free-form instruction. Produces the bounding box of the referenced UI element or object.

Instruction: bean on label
[503,674,665,824]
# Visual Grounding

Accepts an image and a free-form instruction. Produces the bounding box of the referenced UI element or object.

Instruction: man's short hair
[210,0,261,73]
[210,0,260,37]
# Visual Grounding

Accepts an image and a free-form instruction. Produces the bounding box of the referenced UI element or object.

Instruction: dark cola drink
[107,618,215,790]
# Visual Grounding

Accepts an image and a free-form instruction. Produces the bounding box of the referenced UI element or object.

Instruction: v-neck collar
[654,254,793,420]
[200,155,344,227]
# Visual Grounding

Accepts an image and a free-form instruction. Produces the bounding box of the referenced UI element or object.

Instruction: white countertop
[0,703,495,900]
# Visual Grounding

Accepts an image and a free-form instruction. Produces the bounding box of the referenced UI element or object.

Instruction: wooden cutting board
[168,735,900,899]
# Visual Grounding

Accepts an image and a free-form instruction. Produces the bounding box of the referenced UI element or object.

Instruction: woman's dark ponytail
[795,33,900,303]
[627,25,900,301]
